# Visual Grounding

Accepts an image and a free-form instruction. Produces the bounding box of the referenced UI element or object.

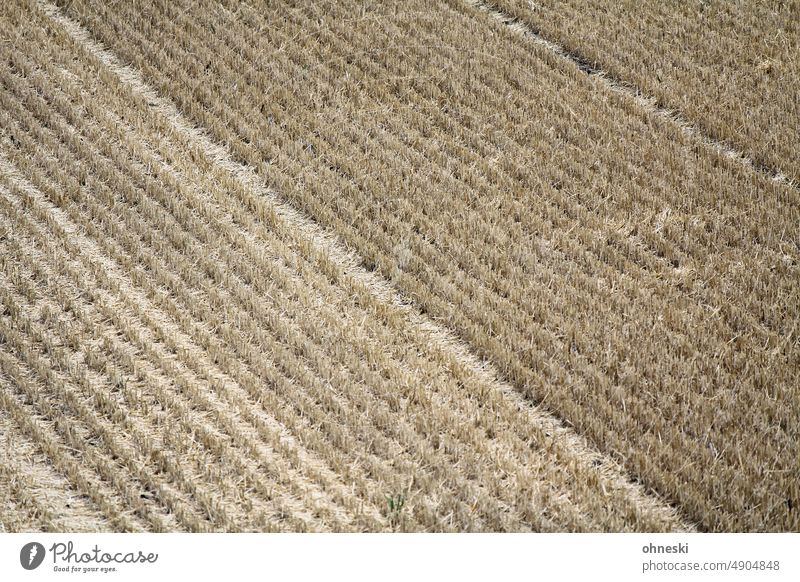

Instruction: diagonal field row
[0,0,690,532]
[483,0,800,183]
[0,404,113,532]
[44,0,800,531]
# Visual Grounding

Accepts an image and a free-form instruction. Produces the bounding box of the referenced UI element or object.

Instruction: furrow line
[462,0,800,190]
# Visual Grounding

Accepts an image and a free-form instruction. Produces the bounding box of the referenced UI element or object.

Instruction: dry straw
[0,0,797,532]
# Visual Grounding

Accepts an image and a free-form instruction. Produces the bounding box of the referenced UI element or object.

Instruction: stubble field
[1,0,797,532]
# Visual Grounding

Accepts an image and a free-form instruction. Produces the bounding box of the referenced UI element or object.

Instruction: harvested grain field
[0,0,797,532]
[485,0,800,182]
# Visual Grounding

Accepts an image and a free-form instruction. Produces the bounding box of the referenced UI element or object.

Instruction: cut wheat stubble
[0,0,696,532]
[44,0,799,531]
[478,0,800,184]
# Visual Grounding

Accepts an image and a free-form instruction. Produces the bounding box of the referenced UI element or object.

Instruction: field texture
[490,0,800,182]
[1,0,798,532]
